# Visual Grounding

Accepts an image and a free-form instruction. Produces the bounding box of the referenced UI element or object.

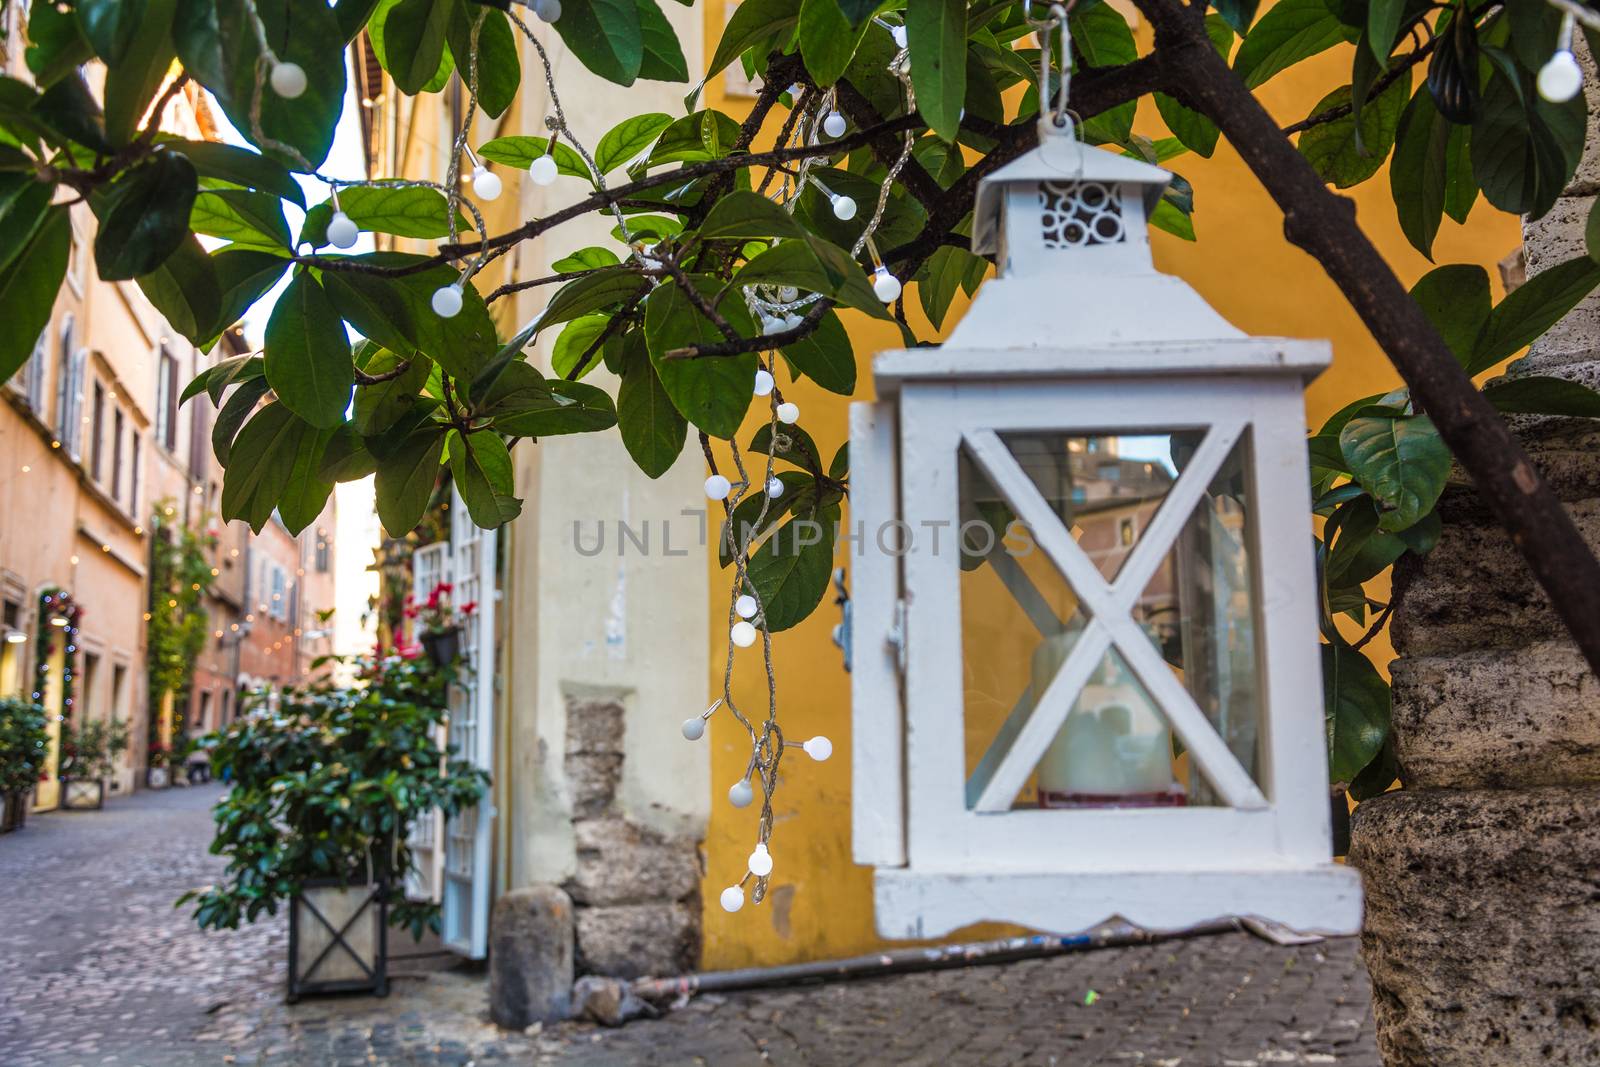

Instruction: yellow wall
[696,11,1521,969]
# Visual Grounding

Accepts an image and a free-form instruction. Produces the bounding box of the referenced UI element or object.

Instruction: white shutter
[405,542,449,904]
[441,487,496,958]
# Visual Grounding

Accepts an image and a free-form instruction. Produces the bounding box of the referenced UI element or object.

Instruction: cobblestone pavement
[1,785,1383,1066]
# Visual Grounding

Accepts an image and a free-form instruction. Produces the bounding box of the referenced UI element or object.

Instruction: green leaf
[551,315,614,380]
[748,505,838,631]
[220,403,307,532]
[595,113,673,174]
[917,245,980,330]
[1470,257,1600,374]
[490,378,617,437]
[24,3,95,88]
[1348,736,1398,800]
[92,150,198,281]
[374,428,446,534]
[905,0,966,140]
[1213,0,1259,35]
[1155,93,1220,158]
[1482,375,1600,418]
[1389,87,1449,258]
[77,0,147,64]
[320,253,497,380]
[209,248,292,346]
[0,177,56,278]
[1233,0,1353,90]
[1408,263,1489,368]
[553,0,644,85]
[1297,72,1410,188]
[1322,642,1390,786]
[335,0,384,42]
[447,5,519,119]
[375,0,456,94]
[478,135,590,178]
[449,430,521,527]
[1588,198,1600,264]
[191,189,293,250]
[102,0,176,146]
[540,267,649,329]
[175,0,347,170]
[1472,57,1584,220]
[354,352,432,434]
[265,272,354,429]
[750,421,824,475]
[735,236,894,321]
[718,472,814,567]
[551,247,622,273]
[301,185,469,246]
[649,109,744,165]
[212,377,272,465]
[167,139,306,208]
[705,0,800,82]
[32,70,111,153]
[278,425,337,534]
[1340,413,1450,532]
[798,0,872,86]
[135,235,225,347]
[644,277,757,439]
[636,0,690,82]
[1365,0,1406,62]
[617,333,687,478]
[781,308,856,395]
[0,207,70,383]
[700,190,807,241]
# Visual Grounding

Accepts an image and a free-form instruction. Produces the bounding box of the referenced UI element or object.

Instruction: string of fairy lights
[233,0,1592,917]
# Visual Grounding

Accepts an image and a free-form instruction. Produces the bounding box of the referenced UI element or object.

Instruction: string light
[327,211,359,249]
[776,402,800,425]
[753,368,775,396]
[471,164,502,201]
[822,111,847,139]
[872,265,903,303]
[728,778,755,807]
[269,61,307,99]
[719,884,745,912]
[1539,12,1584,103]
[528,153,559,185]
[431,282,464,318]
[681,698,721,741]
[747,843,773,877]
[704,474,732,500]
[765,477,784,499]
[735,594,758,619]
[731,620,757,647]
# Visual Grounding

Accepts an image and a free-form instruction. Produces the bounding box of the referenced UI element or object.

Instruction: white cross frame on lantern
[959,420,1266,816]
[885,364,1335,885]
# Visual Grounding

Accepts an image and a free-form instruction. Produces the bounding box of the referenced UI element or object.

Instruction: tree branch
[1135,0,1600,677]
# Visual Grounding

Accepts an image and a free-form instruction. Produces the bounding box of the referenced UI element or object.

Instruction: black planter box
[287,879,390,1003]
[420,627,461,667]
[0,790,29,833]
[61,778,105,810]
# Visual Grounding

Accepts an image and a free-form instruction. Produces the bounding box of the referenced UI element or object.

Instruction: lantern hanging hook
[1023,0,1075,136]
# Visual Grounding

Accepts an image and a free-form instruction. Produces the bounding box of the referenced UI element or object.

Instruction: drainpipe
[629,920,1240,1000]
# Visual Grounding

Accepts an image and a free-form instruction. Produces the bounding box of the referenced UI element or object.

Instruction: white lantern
[849,117,1361,940]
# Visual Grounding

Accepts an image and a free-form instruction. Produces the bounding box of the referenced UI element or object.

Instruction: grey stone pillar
[489,885,575,1029]
[1348,42,1600,1067]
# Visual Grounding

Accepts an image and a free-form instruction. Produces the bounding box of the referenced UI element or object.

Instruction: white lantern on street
[848,115,1361,939]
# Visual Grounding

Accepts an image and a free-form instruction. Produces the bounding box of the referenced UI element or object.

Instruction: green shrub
[0,698,49,797]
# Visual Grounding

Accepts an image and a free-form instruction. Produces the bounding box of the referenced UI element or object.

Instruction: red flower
[403,607,418,619]
[460,601,477,615]
[397,641,422,660]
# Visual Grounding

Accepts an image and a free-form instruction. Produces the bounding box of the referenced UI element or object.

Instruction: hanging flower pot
[420,626,461,667]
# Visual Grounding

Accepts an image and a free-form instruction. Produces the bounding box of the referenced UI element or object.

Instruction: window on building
[220,688,233,726]
[111,408,125,501]
[198,690,213,733]
[80,652,100,722]
[129,434,142,515]
[269,565,288,621]
[315,534,330,573]
[1119,517,1136,547]
[1098,463,1121,482]
[13,327,49,414]
[155,345,178,452]
[90,380,105,481]
[111,663,127,718]
[54,315,84,453]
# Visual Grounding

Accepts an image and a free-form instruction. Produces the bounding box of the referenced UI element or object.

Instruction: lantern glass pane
[960,430,1263,810]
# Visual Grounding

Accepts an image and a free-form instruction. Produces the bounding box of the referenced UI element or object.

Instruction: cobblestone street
[1,785,1383,1066]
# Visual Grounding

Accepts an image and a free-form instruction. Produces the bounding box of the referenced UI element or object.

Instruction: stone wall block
[575,902,698,979]
[1349,787,1600,1066]
[489,885,575,1029]
[565,696,625,756]
[566,816,700,907]
[1393,498,1600,657]
[1391,641,1600,789]
[1523,197,1600,369]
[1566,38,1600,193]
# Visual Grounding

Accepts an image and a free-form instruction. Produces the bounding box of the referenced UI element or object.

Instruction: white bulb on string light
[778,286,798,302]
[704,474,731,500]
[748,843,774,877]
[326,211,359,249]
[761,314,784,336]
[471,165,502,201]
[534,0,563,22]
[731,620,758,647]
[528,154,559,185]
[720,885,746,912]
[802,735,833,761]
[783,313,804,331]
[735,594,758,619]
[822,111,847,139]
[1539,50,1584,103]
[431,284,464,318]
[766,477,784,499]
[891,24,908,48]
[754,368,775,396]
[270,61,307,99]
[681,716,706,741]
[729,778,755,807]
[831,194,857,221]
[872,266,902,303]
[776,402,800,424]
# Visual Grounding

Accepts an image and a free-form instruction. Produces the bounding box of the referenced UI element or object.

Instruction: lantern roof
[970,129,1173,256]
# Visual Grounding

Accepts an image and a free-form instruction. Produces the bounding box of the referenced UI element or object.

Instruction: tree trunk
[1348,42,1600,1067]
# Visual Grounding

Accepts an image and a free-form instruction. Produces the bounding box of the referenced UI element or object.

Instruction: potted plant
[407,582,475,667]
[58,718,129,810]
[0,698,48,832]
[179,654,487,1002]
[146,743,170,789]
